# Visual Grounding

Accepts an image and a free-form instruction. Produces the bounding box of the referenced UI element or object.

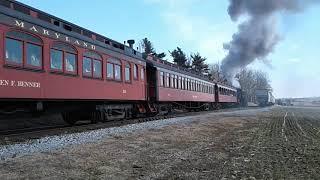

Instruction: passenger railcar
[146,55,238,112]
[0,0,148,123]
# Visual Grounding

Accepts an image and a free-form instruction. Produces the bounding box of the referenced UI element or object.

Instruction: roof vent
[53,20,60,26]
[127,40,135,48]
[63,24,72,31]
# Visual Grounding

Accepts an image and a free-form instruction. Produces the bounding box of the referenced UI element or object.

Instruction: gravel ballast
[0,108,270,161]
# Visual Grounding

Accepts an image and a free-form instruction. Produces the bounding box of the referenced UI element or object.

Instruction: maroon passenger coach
[0,0,147,123]
[146,55,238,112]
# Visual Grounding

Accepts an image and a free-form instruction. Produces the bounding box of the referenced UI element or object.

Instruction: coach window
[192,80,195,91]
[134,64,138,80]
[182,77,185,90]
[83,57,92,76]
[5,30,43,69]
[196,81,199,92]
[178,76,181,89]
[50,42,77,74]
[83,51,102,78]
[170,74,174,88]
[166,73,170,87]
[160,72,164,87]
[125,62,131,82]
[141,67,145,81]
[186,79,188,90]
[65,53,76,73]
[107,58,122,81]
[175,75,178,89]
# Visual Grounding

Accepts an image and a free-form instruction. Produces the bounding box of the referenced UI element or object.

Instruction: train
[255,89,275,107]
[0,0,244,124]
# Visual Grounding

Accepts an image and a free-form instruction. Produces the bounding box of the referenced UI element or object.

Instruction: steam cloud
[221,0,319,82]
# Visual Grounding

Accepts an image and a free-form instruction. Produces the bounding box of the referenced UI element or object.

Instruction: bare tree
[254,70,271,90]
[236,69,271,103]
[209,63,221,81]
[208,62,228,83]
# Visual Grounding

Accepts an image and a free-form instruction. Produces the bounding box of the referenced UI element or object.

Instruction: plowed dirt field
[0,106,320,179]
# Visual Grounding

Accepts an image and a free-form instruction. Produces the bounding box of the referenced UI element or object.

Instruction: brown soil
[0,106,320,179]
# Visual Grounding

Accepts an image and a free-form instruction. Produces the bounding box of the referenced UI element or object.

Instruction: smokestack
[127,39,135,48]
[221,0,319,83]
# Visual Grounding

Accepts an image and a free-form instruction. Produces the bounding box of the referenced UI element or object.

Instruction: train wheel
[91,111,104,124]
[62,112,78,126]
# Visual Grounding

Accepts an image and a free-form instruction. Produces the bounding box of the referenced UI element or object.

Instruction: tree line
[140,38,272,101]
[141,38,209,74]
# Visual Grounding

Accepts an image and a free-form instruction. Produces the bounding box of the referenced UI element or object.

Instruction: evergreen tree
[140,38,166,59]
[156,52,166,59]
[170,47,188,67]
[140,38,155,59]
[191,52,209,73]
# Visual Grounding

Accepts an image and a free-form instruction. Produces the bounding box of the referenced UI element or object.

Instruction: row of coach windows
[219,87,236,96]
[4,30,145,82]
[159,71,214,94]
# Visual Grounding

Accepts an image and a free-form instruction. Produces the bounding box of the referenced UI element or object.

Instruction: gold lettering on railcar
[43,29,50,36]
[65,36,71,42]
[13,20,96,51]
[0,80,9,86]
[54,32,61,39]
[17,81,41,88]
[29,26,38,32]
[14,20,24,28]
[74,40,80,45]
[0,79,41,88]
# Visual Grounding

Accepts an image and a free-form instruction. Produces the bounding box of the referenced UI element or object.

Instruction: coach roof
[0,0,144,61]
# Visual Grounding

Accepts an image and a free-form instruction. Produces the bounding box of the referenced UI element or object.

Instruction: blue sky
[17,0,320,98]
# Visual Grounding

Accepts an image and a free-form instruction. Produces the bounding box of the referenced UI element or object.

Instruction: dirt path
[0,107,320,179]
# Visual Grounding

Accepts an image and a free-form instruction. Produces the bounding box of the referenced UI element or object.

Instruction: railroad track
[0,112,188,142]
[0,107,252,142]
